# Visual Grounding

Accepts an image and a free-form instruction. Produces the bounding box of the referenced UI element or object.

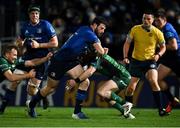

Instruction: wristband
[124,57,128,59]
[157,53,161,58]
[75,78,81,83]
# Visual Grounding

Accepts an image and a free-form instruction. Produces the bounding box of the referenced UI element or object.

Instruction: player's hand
[123,58,130,64]
[46,52,53,60]
[152,54,160,62]
[16,37,24,47]
[31,39,40,48]
[27,69,36,78]
[104,47,109,54]
[65,79,77,91]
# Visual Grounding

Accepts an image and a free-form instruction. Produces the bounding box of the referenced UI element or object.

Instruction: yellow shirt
[129,24,165,61]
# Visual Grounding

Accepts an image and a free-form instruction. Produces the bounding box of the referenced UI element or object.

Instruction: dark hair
[91,16,108,26]
[2,44,18,56]
[144,9,155,15]
[28,5,40,13]
[155,9,166,18]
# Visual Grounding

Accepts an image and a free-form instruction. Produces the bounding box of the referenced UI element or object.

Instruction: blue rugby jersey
[20,20,56,59]
[54,26,100,61]
[162,23,180,57]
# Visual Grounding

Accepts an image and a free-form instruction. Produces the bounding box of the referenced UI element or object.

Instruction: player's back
[54,26,98,61]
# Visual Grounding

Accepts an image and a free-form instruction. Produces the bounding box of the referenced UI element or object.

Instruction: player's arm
[123,35,132,64]
[77,66,97,82]
[3,69,35,82]
[66,65,96,90]
[93,42,108,56]
[24,52,53,67]
[31,36,58,49]
[166,38,178,50]
[154,42,166,61]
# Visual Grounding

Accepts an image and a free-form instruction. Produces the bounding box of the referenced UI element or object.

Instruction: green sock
[112,102,124,114]
[111,92,126,105]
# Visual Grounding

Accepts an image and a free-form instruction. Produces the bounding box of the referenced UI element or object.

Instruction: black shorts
[47,57,80,80]
[16,62,48,80]
[159,55,180,76]
[129,58,157,78]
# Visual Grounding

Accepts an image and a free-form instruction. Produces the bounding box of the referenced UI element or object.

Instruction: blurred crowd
[1,0,180,59]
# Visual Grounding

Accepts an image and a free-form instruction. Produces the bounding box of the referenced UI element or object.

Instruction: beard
[95,28,103,37]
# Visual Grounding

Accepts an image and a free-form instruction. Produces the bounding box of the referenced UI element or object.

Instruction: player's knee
[98,90,111,99]
[126,86,134,96]
[78,79,90,90]
[28,87,39,96]
[27,80,40,96]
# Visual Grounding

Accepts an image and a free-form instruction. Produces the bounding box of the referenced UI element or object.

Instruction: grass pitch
[0,107,180,127]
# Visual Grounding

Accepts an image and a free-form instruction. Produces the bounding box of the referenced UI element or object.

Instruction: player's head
[28,5,40,25]
[2,44,18,63]
[142,10,154,27]
[154,9,167,29]
[91,16,108,37]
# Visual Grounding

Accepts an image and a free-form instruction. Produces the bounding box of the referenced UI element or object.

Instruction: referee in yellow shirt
[123,11,167,116]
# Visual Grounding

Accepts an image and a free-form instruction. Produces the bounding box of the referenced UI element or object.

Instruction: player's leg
[27,76,59,117]
[125,77,140,103]
[67,65,90,119]
[97,80,134,119]
[0,81,20,114]
[146,69,168,116]
[97,80,124,112]
[0,69,25,114]
[158,64,180,113]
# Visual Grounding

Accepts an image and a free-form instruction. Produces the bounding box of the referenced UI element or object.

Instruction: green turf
[0,107,180,127]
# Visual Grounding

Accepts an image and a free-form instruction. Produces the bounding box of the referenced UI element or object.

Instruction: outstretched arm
[24,52,53,67]
[3,69,35,82]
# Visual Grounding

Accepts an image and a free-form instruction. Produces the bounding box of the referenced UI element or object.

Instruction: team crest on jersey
[25,30,29,35]
[149,33,153,37]
[37,28,42,33]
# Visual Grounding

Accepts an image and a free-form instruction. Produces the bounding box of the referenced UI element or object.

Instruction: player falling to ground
[123,11,168,116]
[0,44,52,114]
[26,16,108,118]
[66,54,135,119]
[154,9,180,113]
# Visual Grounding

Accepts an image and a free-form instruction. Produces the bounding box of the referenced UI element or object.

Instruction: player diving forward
[66,54,135,119]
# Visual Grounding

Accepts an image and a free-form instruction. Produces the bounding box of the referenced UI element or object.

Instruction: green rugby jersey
[0,57,25,82]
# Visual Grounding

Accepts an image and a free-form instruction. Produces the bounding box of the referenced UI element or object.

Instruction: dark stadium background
[0,0,179,108]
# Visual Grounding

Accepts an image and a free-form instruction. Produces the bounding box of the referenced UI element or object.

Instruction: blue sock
[29,90,44,108]
[74,89,87,114]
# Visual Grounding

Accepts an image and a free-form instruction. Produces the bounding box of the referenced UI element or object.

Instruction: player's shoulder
[164,22,174,31]
[152,25,163,33]
[39,20,52,26]
[0,57,8,64]
[131,25,142,31]
[78,26,94,35]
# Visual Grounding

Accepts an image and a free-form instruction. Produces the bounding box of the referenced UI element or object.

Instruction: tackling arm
[3,69,35,82]
[24,52,53,67]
